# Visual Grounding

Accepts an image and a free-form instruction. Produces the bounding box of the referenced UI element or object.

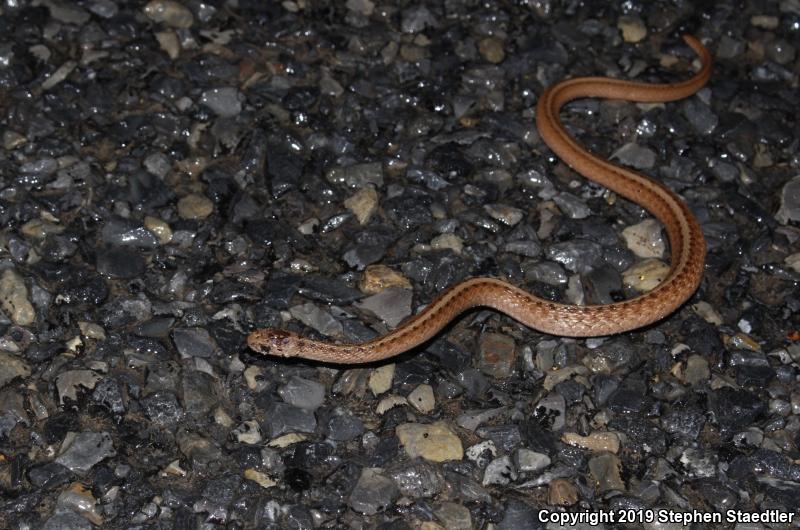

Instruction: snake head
[247,328,302,358]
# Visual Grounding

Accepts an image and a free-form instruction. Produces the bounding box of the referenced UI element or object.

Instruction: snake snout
[247,328,298,358]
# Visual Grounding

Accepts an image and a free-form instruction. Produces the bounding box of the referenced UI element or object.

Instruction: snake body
[248,36,712,364]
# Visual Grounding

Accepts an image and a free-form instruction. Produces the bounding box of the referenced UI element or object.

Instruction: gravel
[0,0,799,528]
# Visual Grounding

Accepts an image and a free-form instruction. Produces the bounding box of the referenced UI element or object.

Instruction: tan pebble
[359,265,412,294]
[376,395,408,415]
[78,321,106,340]
[155,30,181,59]
[622,218,665,258]
[543,365,589,391]
[144,0,194,28]
[177,193,214,219]
[244,468,277,488]
[144,216,173,244]
[785,252,800,273]
[725,332,761,352]
[676,354,710,386]
[396,422,463,462]
[344,186,379,225]
[691,300,723,325]
[268,433,307,447]
[162,459,187,477]
[3,131,27,150]
[430,233,463,254]
[548,478,579,506]
[623,258,670,292]
[176,156,208,177]
[243,365,268,392]
[21,218,64,239]
[368,363,395,395]
[0,269,35,325]
[750,15,779,29]
[478,37,505,63]
[561,431,620,453]
[617,15,647,42]
[213,407,234,427]
[408,384,435,414]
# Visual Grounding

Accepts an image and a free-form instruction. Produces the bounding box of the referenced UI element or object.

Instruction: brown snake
[248,35,712,364]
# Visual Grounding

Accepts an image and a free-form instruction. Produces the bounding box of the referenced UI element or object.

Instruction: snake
[247,35,712,364]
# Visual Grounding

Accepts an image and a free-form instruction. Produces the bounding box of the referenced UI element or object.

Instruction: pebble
[430,233,464,254]
[553,192,591,219]
[692,301,723,325]
[244,468,277,489]
[396,422,463,462]
[155,30,181,59]
[676,354,711,386]
[261,402,317,438]
[622,258,670,292]
[786,252,800,274]
[482,455,517,486]
[434,502,473,530]
[369,364,395,396]
[408,384,435,413]
[96,248,146,278]
[514,449,551,473]
[55,482,103,525]
[0,269,35,325]
[391,461,445,498]
[483,203,523,226]
[466,439,497,468]
[478,37,505,64]
[289,303,342,336]
[177,193,214,219]
[327,162,384,188]
[278,376,326,411]
[612,143,656,169]
[144,216,173,244]
[588,453,625,492]
[477,332,516,378]
[55,432,116,475]
[41,512,93,530]
[144,0,194,28]
[562,431,620,453]
[776,176,800,224]
[348,468,399,515]
[359,265,412,294]
[243,365,268,392]
[548,478,579,506]
[55,370,102,404]
[201,87,243,117]
[376,394,408,415]
[0,2,791,526]
[617,16,647,42]
[172,327,220,358]
[344,186,379,225]
[324,407,364,441]
[622,219,665,259]
[750,15,779,29]
[232,420,262,444]
[355,287,413,327]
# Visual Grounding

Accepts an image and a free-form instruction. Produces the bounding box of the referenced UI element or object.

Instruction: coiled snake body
[248,36,712,364]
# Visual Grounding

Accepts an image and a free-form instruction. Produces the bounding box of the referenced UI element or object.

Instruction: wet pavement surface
[1,0,799,529]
